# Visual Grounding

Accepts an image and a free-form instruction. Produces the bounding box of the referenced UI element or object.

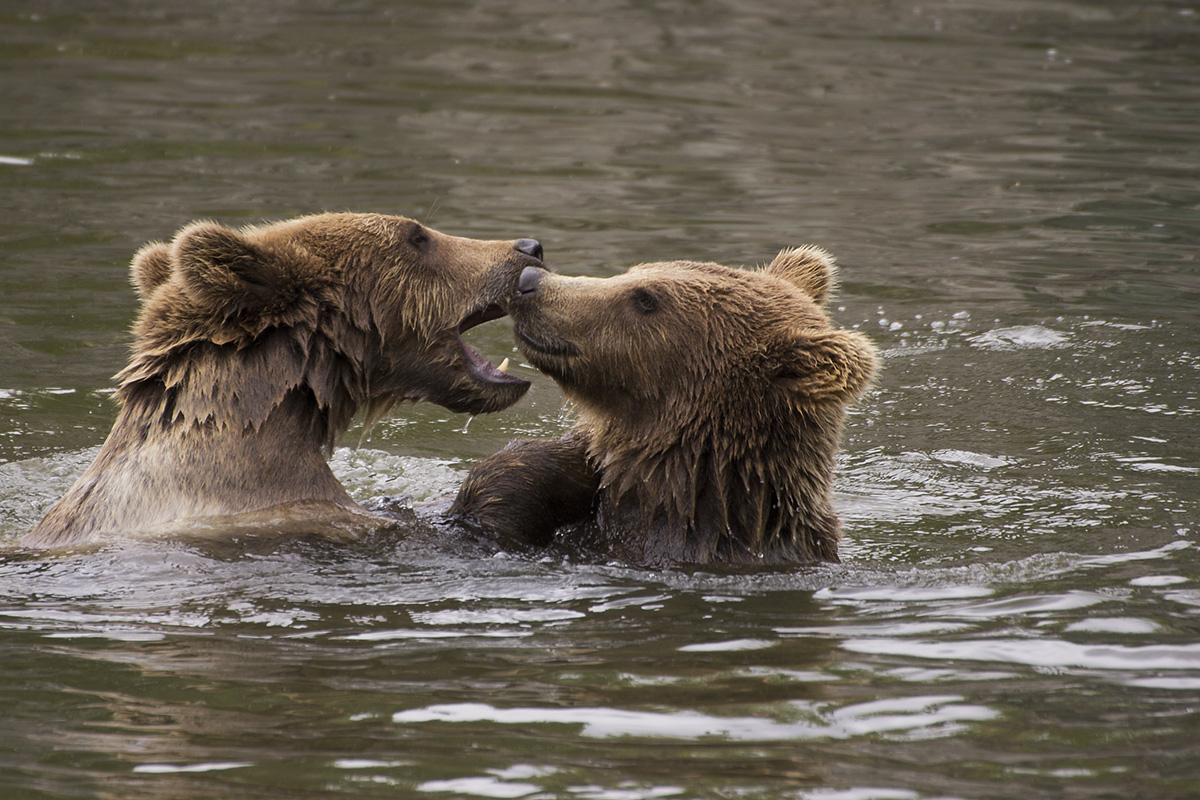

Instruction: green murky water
[2,2,1198,798]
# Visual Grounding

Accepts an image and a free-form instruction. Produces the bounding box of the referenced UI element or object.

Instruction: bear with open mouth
[25,212,543,548]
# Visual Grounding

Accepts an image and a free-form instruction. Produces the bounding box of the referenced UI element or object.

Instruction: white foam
[969,325,1069,350]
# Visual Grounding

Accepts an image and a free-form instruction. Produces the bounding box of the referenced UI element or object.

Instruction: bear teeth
[497,357,510,373]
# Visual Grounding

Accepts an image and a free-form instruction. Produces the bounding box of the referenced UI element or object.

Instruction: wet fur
[451,247,877,566]
[26,213,539,548]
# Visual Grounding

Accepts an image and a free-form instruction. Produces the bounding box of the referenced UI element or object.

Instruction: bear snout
[513,239,544,262]
[517,265,544,297]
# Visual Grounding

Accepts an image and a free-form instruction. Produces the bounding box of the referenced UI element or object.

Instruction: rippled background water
[2,1,1198,798]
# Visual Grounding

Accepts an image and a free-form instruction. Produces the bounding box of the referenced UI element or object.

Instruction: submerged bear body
[452,248,877,566]
[26,213,543,548]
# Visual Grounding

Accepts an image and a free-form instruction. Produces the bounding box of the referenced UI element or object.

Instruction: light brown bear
[24,213,544,548]
[450,247,877,566]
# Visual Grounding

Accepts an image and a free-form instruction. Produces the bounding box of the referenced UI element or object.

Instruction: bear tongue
[457,304,525,386]
[461,341,523,385]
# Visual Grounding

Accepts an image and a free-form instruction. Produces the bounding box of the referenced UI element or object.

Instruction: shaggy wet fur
[451,247,877,566]
[26,213,541,548]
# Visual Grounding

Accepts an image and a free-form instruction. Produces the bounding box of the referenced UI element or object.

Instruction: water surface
[2,2,1198,798]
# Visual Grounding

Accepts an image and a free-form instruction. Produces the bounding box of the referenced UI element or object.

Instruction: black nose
[514,238,543,261]
[517,265,543,296]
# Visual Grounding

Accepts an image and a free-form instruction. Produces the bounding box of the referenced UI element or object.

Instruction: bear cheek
[578,357,678,410]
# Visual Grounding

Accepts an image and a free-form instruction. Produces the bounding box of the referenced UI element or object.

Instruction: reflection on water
[1,532,1196,798]
[392,695,1000,740]
[2,0,1199,798]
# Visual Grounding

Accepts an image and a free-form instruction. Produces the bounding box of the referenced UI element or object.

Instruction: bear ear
[765,246,837,306]
[170,221,320,317]
[772,329,877,403]
[130,241,172,299]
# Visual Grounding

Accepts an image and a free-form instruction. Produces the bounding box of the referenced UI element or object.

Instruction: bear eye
[631,288,660,315]
[408,226,430,249]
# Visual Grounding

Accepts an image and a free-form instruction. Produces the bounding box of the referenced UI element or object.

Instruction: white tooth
[497,357,510,373]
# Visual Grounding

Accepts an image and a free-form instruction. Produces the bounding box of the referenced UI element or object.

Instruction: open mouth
[458,304,530,388]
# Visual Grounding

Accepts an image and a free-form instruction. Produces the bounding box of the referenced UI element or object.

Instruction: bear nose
[513,238,543,261]
[517,265,543,296]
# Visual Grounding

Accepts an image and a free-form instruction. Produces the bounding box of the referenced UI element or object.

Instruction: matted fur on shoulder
[452,245,878,566]
[24,212,543,548]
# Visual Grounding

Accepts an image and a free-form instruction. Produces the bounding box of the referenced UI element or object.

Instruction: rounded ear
[171,221,270,312]
[169,221,328,318]
[764,246,837,306]
[772,329,877,403]
[130,241,172,299]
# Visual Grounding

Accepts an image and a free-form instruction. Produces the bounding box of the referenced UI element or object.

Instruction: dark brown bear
[450,247,877,566]
[25,213,544,548]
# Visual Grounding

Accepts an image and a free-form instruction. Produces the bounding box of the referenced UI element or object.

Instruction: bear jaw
[453,301,531,411]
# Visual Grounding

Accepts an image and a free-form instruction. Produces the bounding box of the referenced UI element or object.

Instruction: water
[2,1,1198,797]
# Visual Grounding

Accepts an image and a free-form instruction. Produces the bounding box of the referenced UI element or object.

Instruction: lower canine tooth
[497,357,510,373]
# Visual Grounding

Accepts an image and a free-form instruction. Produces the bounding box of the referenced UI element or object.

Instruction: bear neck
[26,384,363,548]
[578,399,845,565]
[26,324,390,547]
[115,324,371,449]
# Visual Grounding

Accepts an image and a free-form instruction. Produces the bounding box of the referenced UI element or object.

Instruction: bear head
[510,247,874,433]
[119,213,543,444]
[503,247,877,563]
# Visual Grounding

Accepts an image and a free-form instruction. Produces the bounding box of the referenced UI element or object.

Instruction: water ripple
[393,695,998,742]
[842,637,1200,672]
